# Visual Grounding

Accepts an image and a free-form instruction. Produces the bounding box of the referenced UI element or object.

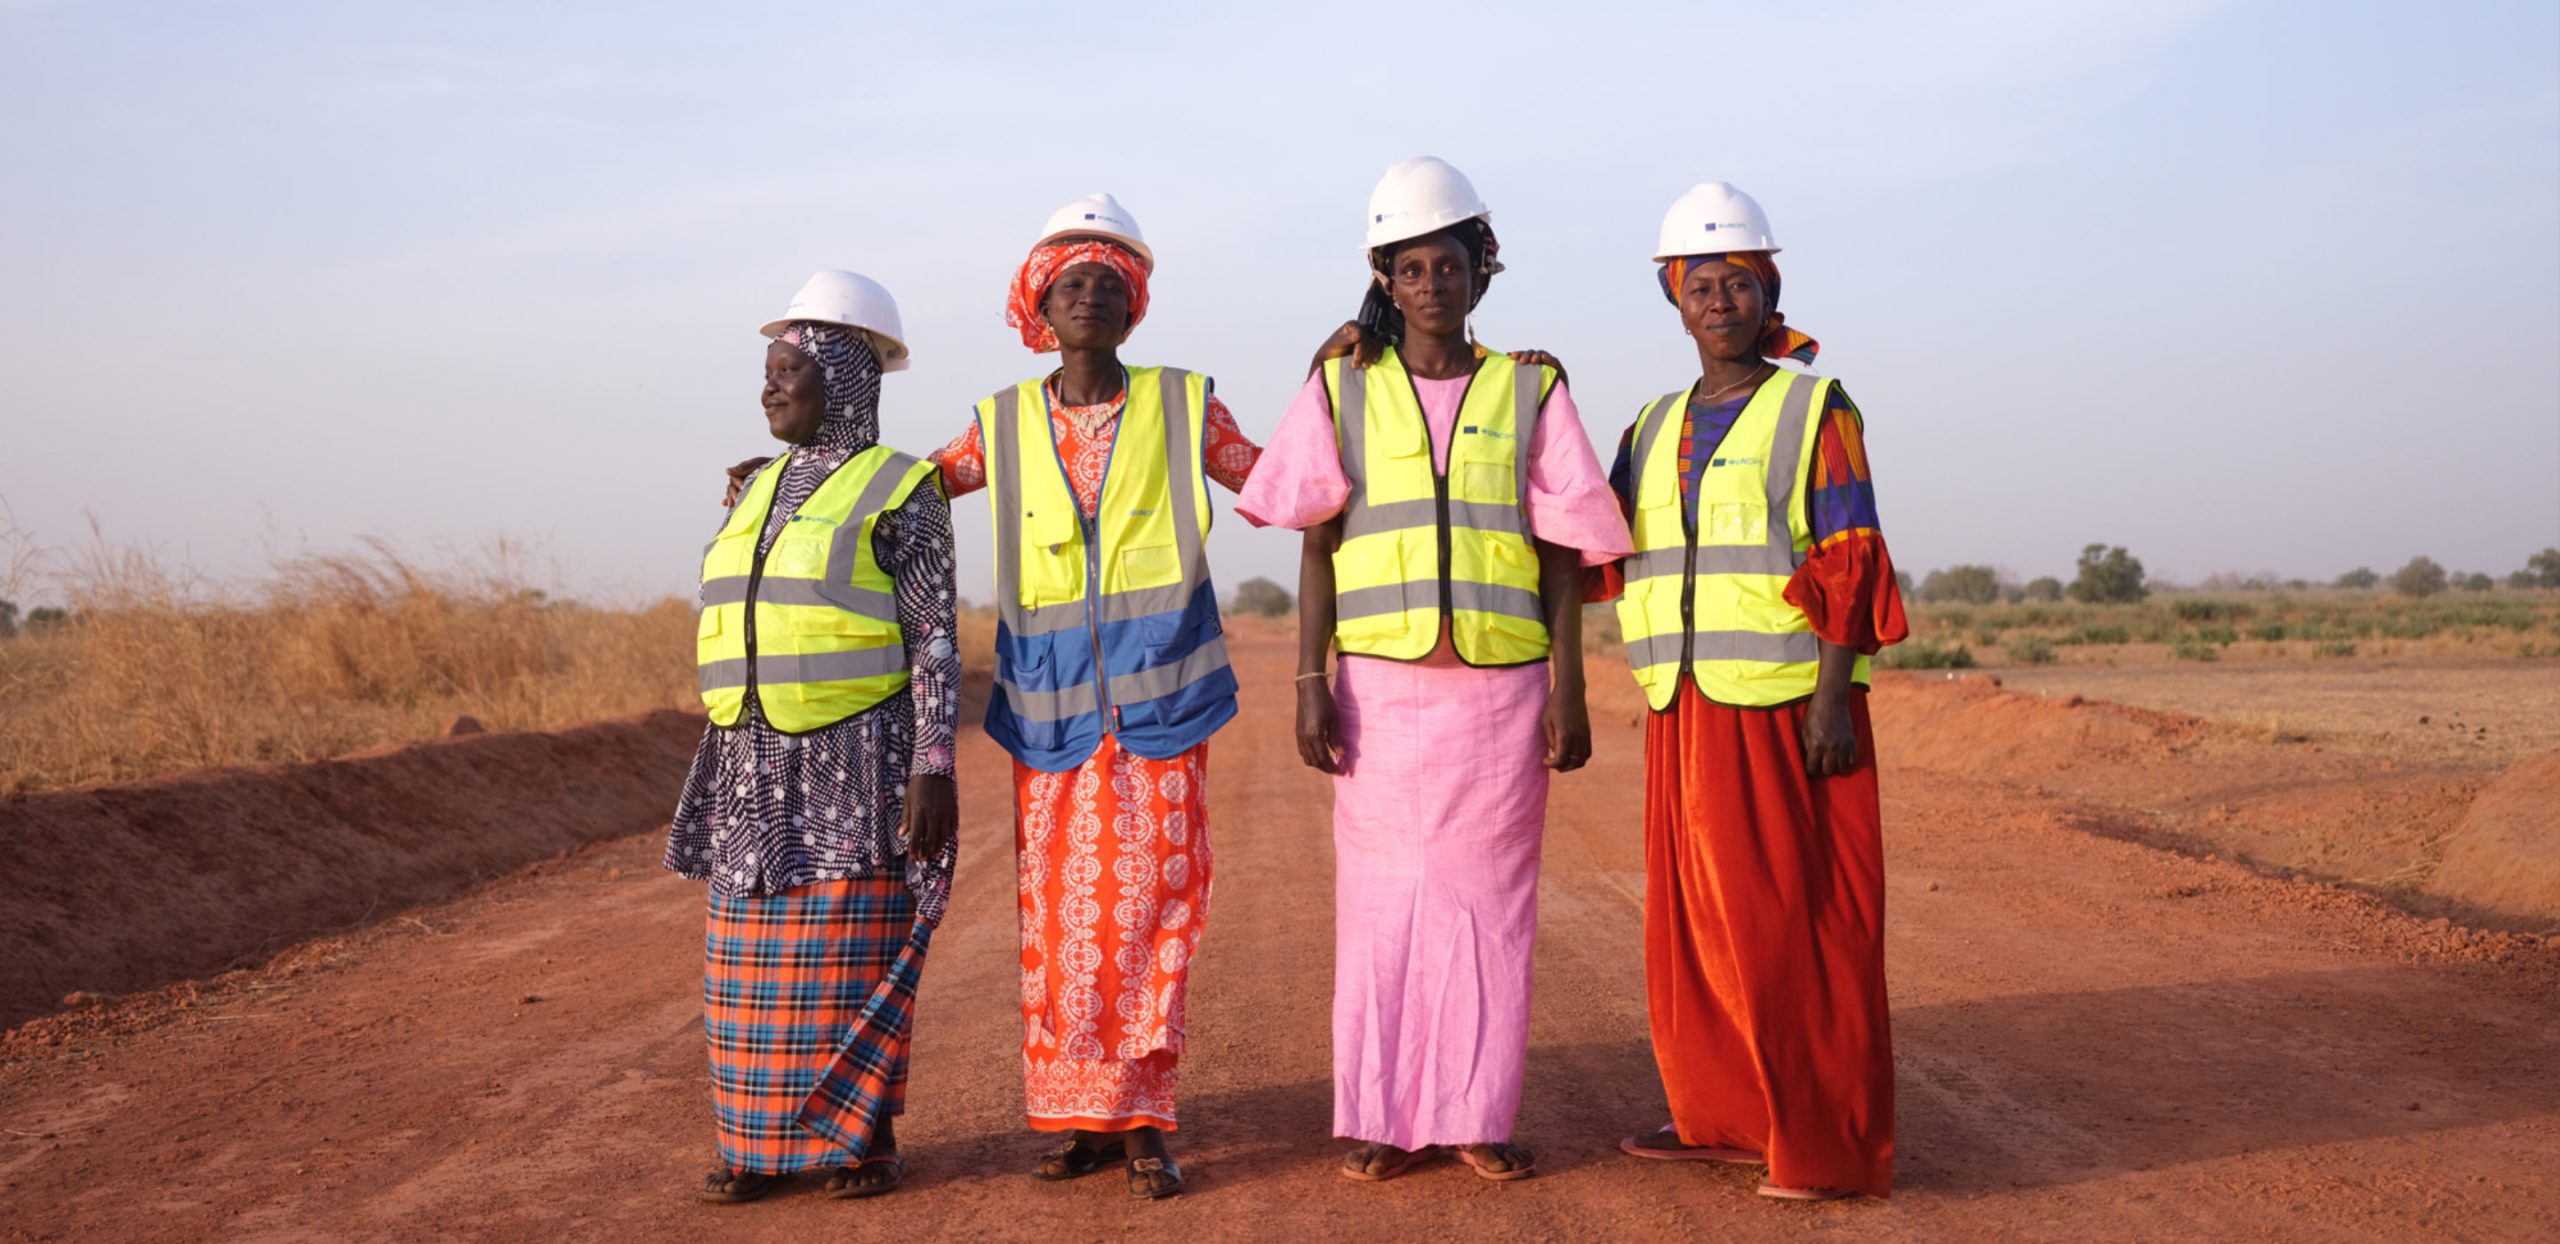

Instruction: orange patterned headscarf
[1658,251,1819,364]
[1004,240,1152,353]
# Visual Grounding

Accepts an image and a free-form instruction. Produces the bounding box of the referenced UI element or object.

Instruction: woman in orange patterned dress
[930,194,1261,1201]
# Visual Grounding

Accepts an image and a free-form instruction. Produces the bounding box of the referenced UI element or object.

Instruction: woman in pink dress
[1237,157,1631,1183]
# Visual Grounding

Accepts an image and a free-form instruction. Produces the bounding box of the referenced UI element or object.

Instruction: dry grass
[0,537,696,794]
[1914,589,2560,667]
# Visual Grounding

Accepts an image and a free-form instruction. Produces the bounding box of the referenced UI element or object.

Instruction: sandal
[1127,1154,1183,1200]
[1033,1134,1126,1182]
[1455,1142,1536,1182]
[1620,1125,1762,1164]
[698,1167,776,1204]
[1339,1142,1437,1183]
[1757,1183,1854,1201]
[824,1153,904,1199]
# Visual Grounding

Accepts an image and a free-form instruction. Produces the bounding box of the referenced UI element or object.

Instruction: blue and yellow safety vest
[973,366,1238,771]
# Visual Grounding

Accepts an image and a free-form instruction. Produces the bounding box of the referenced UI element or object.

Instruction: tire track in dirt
[3,624,2555,1241]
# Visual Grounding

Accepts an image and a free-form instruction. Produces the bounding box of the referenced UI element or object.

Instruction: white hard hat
[760,270,911,372]
[1653,182,1780,262]
[1365,156,1491,251]
[1033,192,1154,273]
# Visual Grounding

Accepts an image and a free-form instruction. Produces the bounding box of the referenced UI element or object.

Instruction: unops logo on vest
[1461,425,1515,439]
[1709,455,1765,468]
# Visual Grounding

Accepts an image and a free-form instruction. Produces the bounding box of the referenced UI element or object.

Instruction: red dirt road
[4,626,2557,1242]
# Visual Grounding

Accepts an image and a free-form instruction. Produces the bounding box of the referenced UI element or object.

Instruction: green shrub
[2170,638,2222,662]
[2248,620,2290,642]
[1881,638,1976,670]
[2005,634,2058,665]
[2071,622,2131,646]
[2193,624,2240,645]
[2313,640,2358,659]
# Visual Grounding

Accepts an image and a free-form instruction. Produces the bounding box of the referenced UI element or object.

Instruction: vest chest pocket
[1701,500,1767,547]
[770,517,838,578]
[1120,543,1181,587]
[1019,505,1084,609]
[698,609,723,639]
[1459,459,1516,507]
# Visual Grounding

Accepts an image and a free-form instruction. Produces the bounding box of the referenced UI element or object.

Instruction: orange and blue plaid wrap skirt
[704,869,933,1174]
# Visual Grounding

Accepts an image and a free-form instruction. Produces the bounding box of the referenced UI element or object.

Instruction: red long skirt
[1643,683,1894,1197]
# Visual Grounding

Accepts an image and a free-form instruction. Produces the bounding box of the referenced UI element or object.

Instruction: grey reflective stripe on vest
[1335,581,1430,622]
[1335,360,1370,521]
[998,633,1233,725]
[1513,364,1542,518]
[1626,629,1818,669]
[699,645,908,693]
[1342,497,1525,539]
[1159,368,1205,587]
[1760,373,1818,572]
[1451,579,1542,621]
[1630,391,1683,520]
[994,675,1099,723]
[1108,631,1229,709]
[700,575,897,617]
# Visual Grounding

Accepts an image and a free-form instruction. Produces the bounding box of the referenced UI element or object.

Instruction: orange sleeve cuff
[1783,532,1909,654]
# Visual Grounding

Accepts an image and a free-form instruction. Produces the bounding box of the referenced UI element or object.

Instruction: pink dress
[1236,364,1631,1149]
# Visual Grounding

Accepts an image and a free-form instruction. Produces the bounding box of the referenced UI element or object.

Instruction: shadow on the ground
[1891,964,2559,1195]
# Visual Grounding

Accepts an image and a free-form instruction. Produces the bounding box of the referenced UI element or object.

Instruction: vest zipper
[1408,353,1481,653]
[1045,369,1129,736]
[1086,509,1113,731]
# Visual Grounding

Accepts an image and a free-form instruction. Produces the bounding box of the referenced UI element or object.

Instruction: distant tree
[23,606,70,634]
[1920,564,2003,605]
[2389,556,2447,598]
[2333,566,2380,590]
[0,598,16,640]
[1894,569,1914,596]
[2458,572,2495,592]
[2020,576,2064,603]
[2520,547,2560,589]
[2067,544,2148,604]
[1231,576,1292,617]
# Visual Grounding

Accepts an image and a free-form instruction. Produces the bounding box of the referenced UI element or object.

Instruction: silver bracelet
[1294,671,1327,682]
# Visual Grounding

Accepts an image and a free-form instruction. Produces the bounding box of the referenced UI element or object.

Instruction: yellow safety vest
[1617,369,1871,710]
[1322,348,1555,666]
[697,444,937,732]
[973,366,1237,771]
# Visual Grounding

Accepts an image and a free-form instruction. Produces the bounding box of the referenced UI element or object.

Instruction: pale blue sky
[3,0,2555,604]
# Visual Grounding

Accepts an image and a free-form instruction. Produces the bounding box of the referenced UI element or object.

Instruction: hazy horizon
[4,1,2556,607]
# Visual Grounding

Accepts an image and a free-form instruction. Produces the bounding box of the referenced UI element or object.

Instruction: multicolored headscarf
[1657,251,1820,364]
[773,322,883,451]
[1003,239,1152,353]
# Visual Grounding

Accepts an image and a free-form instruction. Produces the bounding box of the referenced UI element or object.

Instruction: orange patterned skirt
[1015,736,1213,1132]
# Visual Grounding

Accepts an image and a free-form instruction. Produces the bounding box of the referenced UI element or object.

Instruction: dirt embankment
[2429,750,2560,924]
[0,710,704,1029]
[1871,672,2558,929]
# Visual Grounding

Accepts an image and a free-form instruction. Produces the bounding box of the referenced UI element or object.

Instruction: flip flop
[1620,1125,1762,1164]
[1339,1143,1437,1182]
[1033,1135,1126,1182]
[697,1168,776,1204]
[1757,1183,1854,1201]
[1455,1143,1537,1182]
[824,1153,904,1200]
[1127,1154,1183,1200]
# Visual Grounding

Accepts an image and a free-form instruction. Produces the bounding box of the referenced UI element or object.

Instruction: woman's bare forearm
[1298,520,1341,675]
